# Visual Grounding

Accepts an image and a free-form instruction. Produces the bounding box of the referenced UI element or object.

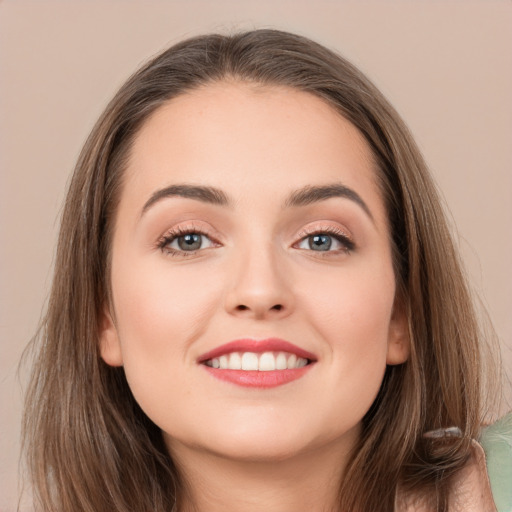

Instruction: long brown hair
[22,29,498,511]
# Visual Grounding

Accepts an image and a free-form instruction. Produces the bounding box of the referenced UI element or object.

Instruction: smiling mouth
[204,351,310,371]
[198,338,316,388]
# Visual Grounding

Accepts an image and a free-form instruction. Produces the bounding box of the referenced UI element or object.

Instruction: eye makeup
[156,223,221,257]
[155,218,356,260]
[293,224,355,254]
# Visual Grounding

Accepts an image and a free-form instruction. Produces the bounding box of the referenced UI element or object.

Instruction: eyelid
[295,222,354,241]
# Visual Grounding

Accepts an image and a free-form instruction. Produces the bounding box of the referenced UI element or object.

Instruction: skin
[100,82,409,512]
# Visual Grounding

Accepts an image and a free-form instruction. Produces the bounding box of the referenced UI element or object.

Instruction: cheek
[110,258,221,408]
[303,263,394,340]
[300,263,394,385]
[114,257,220,345]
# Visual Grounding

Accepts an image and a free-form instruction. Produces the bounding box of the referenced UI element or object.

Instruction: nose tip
[224,254,293,320]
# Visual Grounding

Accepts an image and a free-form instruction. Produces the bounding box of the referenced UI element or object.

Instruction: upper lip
[197,338,317,364]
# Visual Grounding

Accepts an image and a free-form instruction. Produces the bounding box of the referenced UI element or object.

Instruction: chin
[165,410,358,465]
[213,430,312,462]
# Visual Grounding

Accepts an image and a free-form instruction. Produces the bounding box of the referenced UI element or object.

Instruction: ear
[386,297,410,365]
[98,305,123,367]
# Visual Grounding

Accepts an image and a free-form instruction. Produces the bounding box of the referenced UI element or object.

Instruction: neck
[169,434,358,512]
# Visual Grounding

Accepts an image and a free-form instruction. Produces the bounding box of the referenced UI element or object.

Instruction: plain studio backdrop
[0,1,510,510]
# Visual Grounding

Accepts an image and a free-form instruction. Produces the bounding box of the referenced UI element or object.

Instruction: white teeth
[229,352,242,370]
[241,352,259,371]
[296,357,308,368]
[259,352,276,371]
[276,352,288,370]
[206,351,310,371]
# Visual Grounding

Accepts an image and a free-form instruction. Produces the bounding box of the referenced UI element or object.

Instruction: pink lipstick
[198,338,316,388]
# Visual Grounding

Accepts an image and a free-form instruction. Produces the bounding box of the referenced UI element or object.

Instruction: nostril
[234,304,284,312]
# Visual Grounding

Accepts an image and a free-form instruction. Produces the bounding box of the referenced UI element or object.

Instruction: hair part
[22,29,500,512]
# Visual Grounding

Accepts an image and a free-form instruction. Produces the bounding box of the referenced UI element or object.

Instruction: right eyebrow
[141,184,231,216]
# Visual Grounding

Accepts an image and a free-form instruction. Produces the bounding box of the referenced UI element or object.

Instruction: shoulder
[397,412,512,512]
[446,437,495,511]
[479,412,512,512]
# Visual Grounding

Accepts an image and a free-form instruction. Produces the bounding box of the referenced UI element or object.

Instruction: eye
[295,228,355,254]
[158,227,218,256]
[171,233,211,251]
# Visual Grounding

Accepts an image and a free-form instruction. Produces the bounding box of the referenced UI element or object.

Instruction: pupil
[178,233,201,251]
[310,234,332,251]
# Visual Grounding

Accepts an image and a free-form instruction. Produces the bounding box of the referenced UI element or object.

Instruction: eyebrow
[141,184,231,215]
[285,183,373,221]
[141,182,373,221]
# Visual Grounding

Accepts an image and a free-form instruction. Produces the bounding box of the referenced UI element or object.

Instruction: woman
[23,29,507,511]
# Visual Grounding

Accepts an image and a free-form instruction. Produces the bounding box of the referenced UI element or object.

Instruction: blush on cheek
[114,263,209,335]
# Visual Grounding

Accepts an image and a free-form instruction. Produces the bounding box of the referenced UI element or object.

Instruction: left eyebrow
[284,184,374,222]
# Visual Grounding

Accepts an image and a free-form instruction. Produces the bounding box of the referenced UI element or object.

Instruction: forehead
[121,81,385,224]
[129,81,374,169]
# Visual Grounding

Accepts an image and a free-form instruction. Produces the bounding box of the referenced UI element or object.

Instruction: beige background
[1,1,511,510]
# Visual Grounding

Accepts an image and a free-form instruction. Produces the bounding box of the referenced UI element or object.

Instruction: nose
[224,244,294,320]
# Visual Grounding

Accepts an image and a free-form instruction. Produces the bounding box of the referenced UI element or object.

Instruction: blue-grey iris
[309,234,332,251]
[178,233,202,251]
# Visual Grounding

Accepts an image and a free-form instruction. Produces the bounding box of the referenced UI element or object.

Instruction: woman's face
[100,82,409,463]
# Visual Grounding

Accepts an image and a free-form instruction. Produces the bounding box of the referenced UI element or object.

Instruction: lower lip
[202,365,313,388]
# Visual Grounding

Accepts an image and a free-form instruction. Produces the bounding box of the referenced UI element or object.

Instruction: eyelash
[294,226,355,254]
[157,225,355,257]
[157,225,219,257]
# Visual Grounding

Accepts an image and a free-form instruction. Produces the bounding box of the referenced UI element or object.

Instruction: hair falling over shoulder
[21,29,502,512]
